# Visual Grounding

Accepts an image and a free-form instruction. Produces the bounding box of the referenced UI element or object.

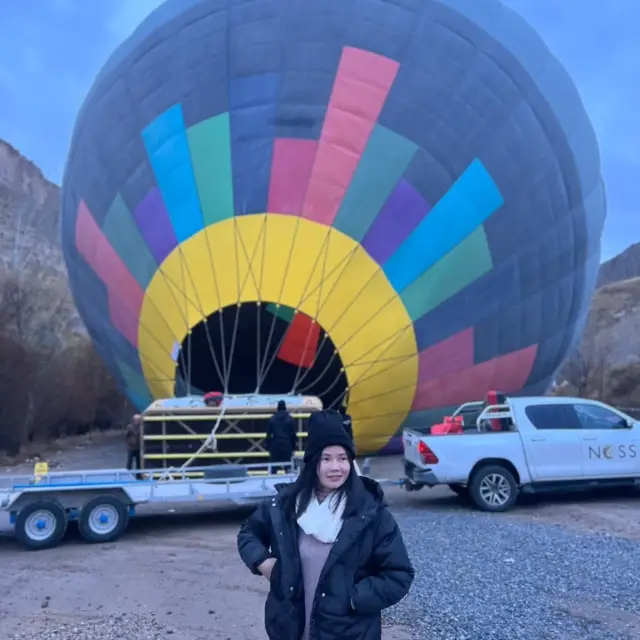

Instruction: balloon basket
[139,394,321,474]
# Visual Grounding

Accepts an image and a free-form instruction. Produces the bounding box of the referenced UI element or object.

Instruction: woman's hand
[257,557,277,580]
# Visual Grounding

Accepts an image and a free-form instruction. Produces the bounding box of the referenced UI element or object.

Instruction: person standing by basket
[125,414,142,474]
[265,400,297,473]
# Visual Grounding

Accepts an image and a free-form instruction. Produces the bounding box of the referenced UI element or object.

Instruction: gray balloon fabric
[60,0,605,454]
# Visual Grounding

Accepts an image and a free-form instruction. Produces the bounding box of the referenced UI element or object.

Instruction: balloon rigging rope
[187,316,192,391]
[150,234,226,394]
[300,311,413,401]
[256,283,262,391]
[120,253,198,389]
[230,213,269,390]
[256,217,344,393]
[257,225,333,391]
[174,243,192,389]
[177,247,226,394]
[116,297,177,388]
[290,225,334,392]
[154,260,189,384]
[200,214,228,392]
[180,247,191,391]
[296,270,395,394]
[288,244,362,392]
[255,216,269,390]
[140,258,222,392]
[297,238,405,394]
[224,215,245,393]
[129,221,413,404]
[290,5,430,405]
[218,1,234,395]
[154,210,413,402]
[328,329,418,411]
[255,215,304,390]
[224,212,270,393]
[347,380,418,412]
[252,6,297,394]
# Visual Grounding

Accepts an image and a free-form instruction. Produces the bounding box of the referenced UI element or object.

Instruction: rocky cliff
[555,275,640,406]
[0,140,82,346]
[577,244,640,371]
[586,276,640,365]
[0,141,63,272]
[597,242,640,288]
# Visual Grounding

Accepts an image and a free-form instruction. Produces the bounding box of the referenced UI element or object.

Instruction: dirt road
[1,435,639,638]
[0,436,414,639]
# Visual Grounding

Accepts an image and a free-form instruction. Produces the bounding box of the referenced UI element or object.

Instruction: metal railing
[0,462,299,491]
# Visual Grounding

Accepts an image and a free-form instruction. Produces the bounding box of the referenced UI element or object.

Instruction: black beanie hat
[304,410,355,463]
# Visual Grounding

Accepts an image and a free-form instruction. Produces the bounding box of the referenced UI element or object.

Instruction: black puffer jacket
[265,409,297,455]
[237,476,414,640]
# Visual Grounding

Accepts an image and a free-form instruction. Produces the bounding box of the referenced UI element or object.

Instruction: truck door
[573,402,640,478]
[519,403,583,481]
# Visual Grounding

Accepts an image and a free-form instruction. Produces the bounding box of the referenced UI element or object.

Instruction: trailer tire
[78,495,130,544]
[469,465,518,512]
[15,500,68,551]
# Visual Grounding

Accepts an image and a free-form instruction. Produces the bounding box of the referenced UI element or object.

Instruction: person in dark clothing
[125,414,141,473]
[338,405,353,443]
[265,400,297,473]
[237,418,414,640]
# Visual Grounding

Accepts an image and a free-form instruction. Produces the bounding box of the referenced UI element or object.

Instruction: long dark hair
[283,449,360,519]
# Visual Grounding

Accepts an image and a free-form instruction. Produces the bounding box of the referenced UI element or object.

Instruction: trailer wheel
[78,495,130,544]
[469,465,518,512]
[15,500,68,550]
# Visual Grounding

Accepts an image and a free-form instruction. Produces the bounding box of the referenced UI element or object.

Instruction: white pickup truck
[402,396,640,512]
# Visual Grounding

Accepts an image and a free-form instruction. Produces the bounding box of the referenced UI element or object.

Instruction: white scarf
[296,491,345,543]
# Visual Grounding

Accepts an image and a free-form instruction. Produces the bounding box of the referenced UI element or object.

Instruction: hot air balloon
[60,0,606,457]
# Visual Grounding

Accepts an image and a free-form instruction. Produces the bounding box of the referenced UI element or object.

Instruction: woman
[237,413,414,640]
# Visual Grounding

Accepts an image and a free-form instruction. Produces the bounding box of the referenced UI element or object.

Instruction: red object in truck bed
[431,415,464,435]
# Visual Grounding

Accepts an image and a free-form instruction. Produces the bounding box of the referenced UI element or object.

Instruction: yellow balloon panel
[145,271,191,338]
[348,356,417,444]
[232,216,265,301]
[163,271,202,329]
[347,326,415,379]
[354,408,415,454]
[172,233,222,325]
[140,354,175,399]
[138,214,419,448]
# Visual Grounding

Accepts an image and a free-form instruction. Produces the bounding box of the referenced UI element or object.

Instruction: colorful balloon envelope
[60,0,606,454]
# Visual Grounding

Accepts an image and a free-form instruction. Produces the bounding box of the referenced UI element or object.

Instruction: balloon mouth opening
[174,302,348,410]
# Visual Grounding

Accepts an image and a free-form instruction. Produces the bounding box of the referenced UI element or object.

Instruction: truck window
[573,403,627,430]
[524,404,581,430]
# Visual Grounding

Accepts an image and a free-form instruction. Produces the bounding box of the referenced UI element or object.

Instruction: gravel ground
[384,508,640,640]
[3,441,640,639]
[6,613,188,640]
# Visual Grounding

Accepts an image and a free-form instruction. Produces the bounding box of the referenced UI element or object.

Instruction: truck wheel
[469,465,518,512]
[15,500,68,550]
[78,495,130,544]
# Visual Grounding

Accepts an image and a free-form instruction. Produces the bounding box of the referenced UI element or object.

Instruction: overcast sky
[0,0,637,260]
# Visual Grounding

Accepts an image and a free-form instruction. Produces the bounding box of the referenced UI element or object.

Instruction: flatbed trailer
[0,462,299,551]
[0,459,386,551]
